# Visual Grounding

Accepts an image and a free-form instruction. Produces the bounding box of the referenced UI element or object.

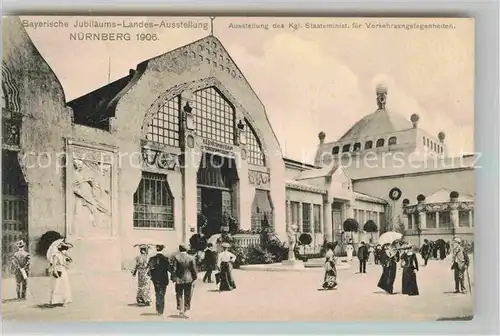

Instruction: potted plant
[363,220,378,241]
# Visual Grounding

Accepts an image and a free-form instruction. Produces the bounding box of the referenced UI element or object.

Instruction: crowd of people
[130,241,237,317]
[320,236,471,296]
[7,235,471,317]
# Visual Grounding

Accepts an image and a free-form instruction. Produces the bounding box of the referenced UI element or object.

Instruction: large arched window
[332,146,340,155]
[342,144,351,153]
[365,141,373,149]
[388,137,397,146]
[146,96,180,147]
[246,120,265,166]
[193,87,235,145]
[353,142,361,151]
[376,138,385,147]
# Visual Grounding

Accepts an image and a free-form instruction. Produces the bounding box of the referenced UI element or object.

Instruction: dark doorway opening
[2,150,28,276]
[196,153,238,238]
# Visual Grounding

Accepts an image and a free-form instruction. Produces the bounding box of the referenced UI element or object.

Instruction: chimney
[129,69,135,77]
[318,131,326,145]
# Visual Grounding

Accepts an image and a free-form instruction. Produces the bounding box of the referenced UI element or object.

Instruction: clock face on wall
[389,187,402,201]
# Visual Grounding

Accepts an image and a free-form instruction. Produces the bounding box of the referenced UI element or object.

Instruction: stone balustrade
[233,234,261,248]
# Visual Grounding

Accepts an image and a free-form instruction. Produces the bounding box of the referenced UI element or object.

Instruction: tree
[363,220,378,241]
[343,218,359,240]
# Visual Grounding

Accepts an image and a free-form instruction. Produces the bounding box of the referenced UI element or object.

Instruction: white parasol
[378,231,403,246]
[207,234,221,246]
[46,238,67,261]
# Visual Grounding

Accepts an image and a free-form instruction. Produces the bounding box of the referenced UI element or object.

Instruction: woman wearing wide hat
[217,242,236,291]
[377,243,399,294]
[131,244,152,306]
[48,241,74,306]
[400,243,419,296]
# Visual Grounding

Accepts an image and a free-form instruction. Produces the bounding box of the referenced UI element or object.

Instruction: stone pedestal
[281,259,305,268]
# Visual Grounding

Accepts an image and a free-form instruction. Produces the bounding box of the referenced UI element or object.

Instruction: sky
[23,16,474,163]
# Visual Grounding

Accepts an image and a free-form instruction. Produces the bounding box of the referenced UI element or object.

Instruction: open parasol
[378,231,403,246]
[46,239,73,261]
[207,234,221,246]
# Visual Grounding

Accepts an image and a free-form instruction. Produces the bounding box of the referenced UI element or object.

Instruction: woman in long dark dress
[377,244,399,294]
[322,242,338,290]
[217,242,236,291]
[401,244,419,296]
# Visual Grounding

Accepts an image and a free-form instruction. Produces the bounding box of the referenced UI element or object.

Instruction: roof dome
[338,109,413,141]
[338,86,413,141]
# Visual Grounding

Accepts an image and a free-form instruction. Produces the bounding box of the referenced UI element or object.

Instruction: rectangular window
[459,210,470,227]
[408,214,413,230]
[439,211,451,229]
[302,203,311,233]
[353,209,358,223]
[426,212,437,228]
[359,210,365,226]
[313,204,322,233]
[133,172,174,229]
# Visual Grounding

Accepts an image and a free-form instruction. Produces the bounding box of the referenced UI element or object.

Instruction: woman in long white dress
[346,242,354,261]
[49,242,73,306]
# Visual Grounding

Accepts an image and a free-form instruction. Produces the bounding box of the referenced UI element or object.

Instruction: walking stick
[465,267,472,295]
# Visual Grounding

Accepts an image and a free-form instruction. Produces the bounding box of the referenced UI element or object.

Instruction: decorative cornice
[404,201,474,214]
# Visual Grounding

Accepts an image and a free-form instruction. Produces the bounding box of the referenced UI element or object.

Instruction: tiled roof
[295,164,340,180]
[419,188,474,204]
[344,155,476,180]
[354,191,388,204]
[285,180,327,194]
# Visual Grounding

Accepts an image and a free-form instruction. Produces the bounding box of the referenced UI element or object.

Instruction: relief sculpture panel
[67,143,116,238]
[248,170,270,190]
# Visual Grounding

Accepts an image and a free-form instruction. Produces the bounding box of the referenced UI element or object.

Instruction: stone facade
[2,18,287,275]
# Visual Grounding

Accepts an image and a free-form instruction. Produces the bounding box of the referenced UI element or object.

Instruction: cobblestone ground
[2,256,473,322]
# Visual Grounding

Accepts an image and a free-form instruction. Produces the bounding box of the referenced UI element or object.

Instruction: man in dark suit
[420,239,431,266]
[203,243,217,283]
[171,244,198,316]
[357,241,369,274]
[148,244,170,316]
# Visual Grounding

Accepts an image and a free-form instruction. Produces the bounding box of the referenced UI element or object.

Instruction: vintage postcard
[2,16,474,322]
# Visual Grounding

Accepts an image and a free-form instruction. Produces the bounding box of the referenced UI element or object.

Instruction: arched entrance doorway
[196,152,238,238]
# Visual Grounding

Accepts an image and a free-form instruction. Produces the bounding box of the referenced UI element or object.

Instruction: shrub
[222,212,239,234]
[298,233,312,245]
[36,231,63,256]
[244,245,275,265]
[189,233,207,252]
[264,238,288,263]
[343,218,359,232]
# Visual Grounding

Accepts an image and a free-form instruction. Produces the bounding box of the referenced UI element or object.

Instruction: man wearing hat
[10,240,30,300]
[147,245,170,316]
[451,237,470,294]
[171,244,198,317]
